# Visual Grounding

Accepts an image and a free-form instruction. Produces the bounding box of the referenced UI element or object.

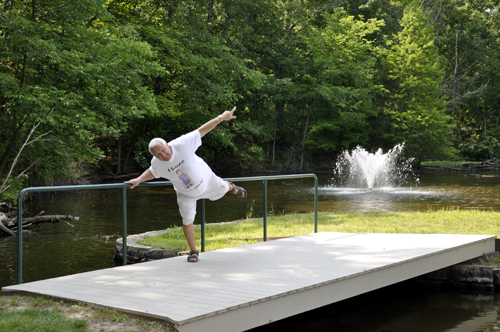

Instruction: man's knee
[181,211,195,225]
[182,222,194,231]
[177,196,196,225]
[182,220,194,227]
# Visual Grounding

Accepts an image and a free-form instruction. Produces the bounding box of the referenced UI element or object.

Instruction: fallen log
[0,214,80,235]
[0,212,15,236]
[0,222,15,236]
[421,160,499,172]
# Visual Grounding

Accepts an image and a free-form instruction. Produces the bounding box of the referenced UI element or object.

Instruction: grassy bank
[138,209,500,251]
[0,293,175,332]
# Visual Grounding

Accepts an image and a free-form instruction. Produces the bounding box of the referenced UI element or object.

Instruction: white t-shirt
[149,130,213,198]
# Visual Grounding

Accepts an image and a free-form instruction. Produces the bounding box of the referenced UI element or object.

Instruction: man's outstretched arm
[198,106,237,138]
[125,169,155,189]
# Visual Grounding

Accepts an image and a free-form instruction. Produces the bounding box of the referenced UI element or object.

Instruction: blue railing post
[315,177,318,233]
[201,199,205,252]
[122,187,127,265]
[263,179,267,242]
[16,189,24,284]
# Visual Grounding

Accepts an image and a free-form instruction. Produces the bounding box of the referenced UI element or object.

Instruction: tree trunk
[300,104,313,170]
[116,136,122,175]
[457,102,462,139]
[123,138,137,174]
[451,29,458,131]
[272,114,278,165]
[272,101,285,165]
[0,113,20,177]
[207,0,214,24]
[300,94,320,170]
[221,7,236,39]
[166,0,177,22]
[483,106,487,139]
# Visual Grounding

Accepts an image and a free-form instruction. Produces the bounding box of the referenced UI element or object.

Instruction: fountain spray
[334,143,415,189]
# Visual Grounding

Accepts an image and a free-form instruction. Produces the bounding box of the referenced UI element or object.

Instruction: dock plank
[3,232,495,332]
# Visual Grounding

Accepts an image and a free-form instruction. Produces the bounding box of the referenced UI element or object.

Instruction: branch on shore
[421,159,500,171]
[0,218,15,236]
[0,213,80,236]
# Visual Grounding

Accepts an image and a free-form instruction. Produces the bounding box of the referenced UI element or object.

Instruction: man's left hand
[220,106,237,121]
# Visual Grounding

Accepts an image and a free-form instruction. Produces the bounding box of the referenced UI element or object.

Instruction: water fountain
[334,143,415,189]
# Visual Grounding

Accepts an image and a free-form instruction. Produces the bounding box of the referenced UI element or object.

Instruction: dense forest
[1,0,500,200]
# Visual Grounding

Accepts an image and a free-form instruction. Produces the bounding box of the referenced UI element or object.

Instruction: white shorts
[176,174,229,225]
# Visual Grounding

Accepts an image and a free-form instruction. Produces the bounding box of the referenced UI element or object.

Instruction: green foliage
[109,5,266,168]
[303,9,386,152]
[0,174,28,201]
[459,137,500,161]
[428,0,499,142]
[383,2,455,164]
[1,0,500,188]
[0,0,162,198]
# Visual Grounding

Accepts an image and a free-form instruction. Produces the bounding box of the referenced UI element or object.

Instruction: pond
[1,171,500,331]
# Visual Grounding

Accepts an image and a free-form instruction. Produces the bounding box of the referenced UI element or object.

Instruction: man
[125,106,247,263]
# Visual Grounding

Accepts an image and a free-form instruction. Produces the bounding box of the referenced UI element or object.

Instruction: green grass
[138,209,500,251]
[0,295,175,332]
[0,308,87,332]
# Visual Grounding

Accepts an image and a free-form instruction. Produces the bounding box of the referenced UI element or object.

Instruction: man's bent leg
[226,181,247,198]
[183,223,197,252]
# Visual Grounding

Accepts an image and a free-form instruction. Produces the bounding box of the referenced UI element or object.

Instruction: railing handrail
[15,173,318,284]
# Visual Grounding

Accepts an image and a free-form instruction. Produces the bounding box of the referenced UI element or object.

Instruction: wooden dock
[2,232,496,332]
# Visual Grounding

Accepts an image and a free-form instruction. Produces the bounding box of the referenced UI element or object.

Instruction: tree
[427,0,495,141]
[209,0,308,170]
[102,0,267,172]
[299,8,385,169]
[384,2,455,166]
[0,0,162,199]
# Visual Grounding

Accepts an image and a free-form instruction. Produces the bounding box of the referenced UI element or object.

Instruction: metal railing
[15,173,318,284]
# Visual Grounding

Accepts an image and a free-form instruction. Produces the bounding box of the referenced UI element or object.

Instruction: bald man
[125,107,247,262]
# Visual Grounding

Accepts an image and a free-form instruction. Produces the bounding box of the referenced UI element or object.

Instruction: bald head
[149,138,173,161]
[149,138,166,155]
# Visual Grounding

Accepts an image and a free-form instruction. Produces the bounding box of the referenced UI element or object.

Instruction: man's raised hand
[221,106,237,121]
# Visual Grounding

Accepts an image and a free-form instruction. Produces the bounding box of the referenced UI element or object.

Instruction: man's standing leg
[177,194,199,262]
[183,223,197,252]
